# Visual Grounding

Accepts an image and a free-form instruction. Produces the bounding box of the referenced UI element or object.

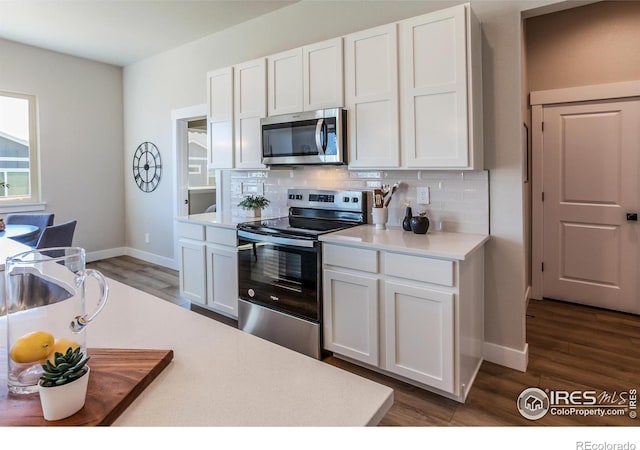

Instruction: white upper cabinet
[345,23,400,169]
[268,48,303,116]
[234,58,267,169]
[400,3,483,169]
[207,67,234,169]
[303,38,344,110]
[269,38,344,115]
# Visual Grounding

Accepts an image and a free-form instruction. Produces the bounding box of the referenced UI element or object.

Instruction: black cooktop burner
[238,216,357,238]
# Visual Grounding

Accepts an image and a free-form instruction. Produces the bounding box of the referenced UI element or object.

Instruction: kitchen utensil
[383,182,399,207]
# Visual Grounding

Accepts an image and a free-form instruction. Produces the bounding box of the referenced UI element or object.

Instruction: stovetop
[238,216,359,238]
[237,189,368,239]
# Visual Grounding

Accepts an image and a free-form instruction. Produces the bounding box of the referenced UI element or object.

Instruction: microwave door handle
[315,118,325,155]
[322,121,328,154]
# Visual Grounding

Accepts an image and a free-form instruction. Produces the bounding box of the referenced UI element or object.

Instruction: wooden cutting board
[0,348,173,426]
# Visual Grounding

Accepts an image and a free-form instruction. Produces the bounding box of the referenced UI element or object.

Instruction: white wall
[0,38,124,253]
[122,0,558,366]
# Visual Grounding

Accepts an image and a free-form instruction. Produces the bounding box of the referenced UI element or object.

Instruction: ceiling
[0,0,298,67]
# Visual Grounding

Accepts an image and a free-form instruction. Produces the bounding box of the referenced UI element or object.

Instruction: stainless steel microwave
[260,108,347,166]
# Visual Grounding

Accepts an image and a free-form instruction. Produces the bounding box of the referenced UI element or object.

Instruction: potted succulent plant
[238,194,270,218]
[38,347,90,421]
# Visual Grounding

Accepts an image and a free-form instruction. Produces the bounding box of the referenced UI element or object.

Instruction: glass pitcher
[4,247,108,394]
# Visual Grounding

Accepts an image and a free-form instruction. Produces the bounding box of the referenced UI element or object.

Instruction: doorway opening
[186,118,216,215]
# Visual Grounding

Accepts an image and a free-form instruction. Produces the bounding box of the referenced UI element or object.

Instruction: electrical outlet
[417,187,430,205]
[144,233,150,244]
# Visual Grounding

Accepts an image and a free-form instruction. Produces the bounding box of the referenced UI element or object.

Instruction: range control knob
[352,197,359,203]
[288,194,295,200]
[295,194,303,200]
[343,197,350,202]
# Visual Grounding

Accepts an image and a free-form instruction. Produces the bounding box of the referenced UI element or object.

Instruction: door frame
[171,103,207,269]
[529,80,640,300]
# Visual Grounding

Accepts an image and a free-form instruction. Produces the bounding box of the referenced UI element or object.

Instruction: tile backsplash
[225,167,489,235]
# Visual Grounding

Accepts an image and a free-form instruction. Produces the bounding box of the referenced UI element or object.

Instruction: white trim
[127,246,178,270]
[85,247,127,263]
[83,246,177,270]
[0,202,47,214]
[531,104,544,300]
[483,341,528,372]
[530,80,640,106]
[171,104,207,272]
[524,285,531,310]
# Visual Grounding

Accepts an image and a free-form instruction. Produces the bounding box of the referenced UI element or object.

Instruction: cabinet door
[206,244,238,318]
[234,58,267,169]
[303,38,344,110]
[345,23,400,168]
[384,281,454,393]
[268,48,303,116]
[400,5,469,168]
[207,67,234,169]
[323,269,379,365]
[178,238,207,306]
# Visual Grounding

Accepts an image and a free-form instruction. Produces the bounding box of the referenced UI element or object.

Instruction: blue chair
[5,213,55,247]
[36,220,77,249]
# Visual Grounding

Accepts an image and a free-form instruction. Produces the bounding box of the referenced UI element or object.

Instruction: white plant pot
[38,367,90,421]
[244,209,261,219]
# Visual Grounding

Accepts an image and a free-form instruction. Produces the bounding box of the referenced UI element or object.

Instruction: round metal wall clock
[132,142,162,193]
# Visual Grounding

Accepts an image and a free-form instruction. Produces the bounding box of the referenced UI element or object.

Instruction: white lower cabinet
[206,244,238,318]
[322,242,484,402]
[323,269,379,366]
[178,238,207,306]
[177,221,239,319]
[384,281,454,393]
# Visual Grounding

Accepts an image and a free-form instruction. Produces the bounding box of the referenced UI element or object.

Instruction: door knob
[626,212,638,221]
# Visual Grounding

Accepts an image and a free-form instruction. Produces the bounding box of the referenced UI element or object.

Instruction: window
[0,91,40,206]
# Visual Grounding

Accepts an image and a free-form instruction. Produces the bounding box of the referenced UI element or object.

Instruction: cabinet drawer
[177,222,205,240]
[324,244,378,273]
[206,226,237,246]
[384,253,454,287]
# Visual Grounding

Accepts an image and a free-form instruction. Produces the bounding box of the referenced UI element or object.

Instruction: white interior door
[542,98,640,314]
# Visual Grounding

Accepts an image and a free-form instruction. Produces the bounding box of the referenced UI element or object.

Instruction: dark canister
[410,215,430,234]
[402,206,413,231]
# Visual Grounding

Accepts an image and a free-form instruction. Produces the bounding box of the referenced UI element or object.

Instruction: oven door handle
[237,230,316,248]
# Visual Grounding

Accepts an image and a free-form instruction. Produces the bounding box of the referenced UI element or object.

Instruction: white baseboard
[126,247,178,270]
[85,247,127,263]
[483,341,529,372]
[85,246,177,270]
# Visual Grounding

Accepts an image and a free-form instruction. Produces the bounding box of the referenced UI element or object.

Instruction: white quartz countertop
[75,278,393,426]
[175,212,239,229]
[0,237,32,270]
[320,225,489,260]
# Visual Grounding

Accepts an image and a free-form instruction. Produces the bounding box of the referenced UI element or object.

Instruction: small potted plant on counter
[238,194,270,218]
[38,347,90,421]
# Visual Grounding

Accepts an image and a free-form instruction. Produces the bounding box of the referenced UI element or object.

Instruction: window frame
[0,90,41,210]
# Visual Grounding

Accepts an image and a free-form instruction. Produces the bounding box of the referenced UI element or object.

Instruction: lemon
[41,338,81,365]
[10,331,55,364]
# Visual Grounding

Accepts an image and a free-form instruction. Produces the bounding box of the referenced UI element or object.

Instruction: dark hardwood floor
[88,255,640,426]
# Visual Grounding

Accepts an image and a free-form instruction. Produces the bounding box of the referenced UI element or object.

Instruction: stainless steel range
[236,189,367,359]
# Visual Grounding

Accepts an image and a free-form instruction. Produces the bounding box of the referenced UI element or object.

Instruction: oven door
[237,230,321,322]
